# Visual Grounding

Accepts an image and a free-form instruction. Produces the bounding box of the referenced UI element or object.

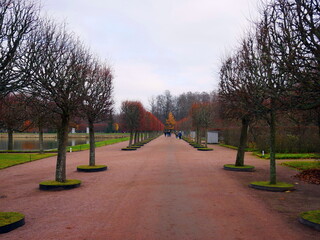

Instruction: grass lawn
[0,153,57,169]
[66,137,129,152]
[219,144,256,152]
[281,161,320,171]
[254,152,320,159]
[0,137,129,169]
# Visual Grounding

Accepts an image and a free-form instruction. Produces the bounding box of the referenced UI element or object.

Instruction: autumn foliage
[121,100,164,146]
[165,112,176,130]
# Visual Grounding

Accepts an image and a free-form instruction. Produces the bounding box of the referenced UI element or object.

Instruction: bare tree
[24,21,90,182]
[81,60,113,166]
[190,103,214,146]
[253,0,299,184]
[219,35,265,167]
[0,0,38,97]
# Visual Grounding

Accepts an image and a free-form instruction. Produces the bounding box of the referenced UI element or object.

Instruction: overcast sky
[42,0,259,111]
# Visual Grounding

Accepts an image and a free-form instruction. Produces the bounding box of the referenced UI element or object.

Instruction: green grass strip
[0,153,57,169]
[300,210,320,224]
[66,137,130,152]
[219,144,256,152]
[0,137,129,170]
[0,212,25,227]
[281,161,320,171]
[255,152,320,159]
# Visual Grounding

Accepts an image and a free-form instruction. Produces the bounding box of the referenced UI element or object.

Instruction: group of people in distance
[164,130,182,139]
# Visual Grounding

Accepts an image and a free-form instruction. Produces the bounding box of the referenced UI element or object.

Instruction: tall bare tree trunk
[7,128,13,151]
[39,125,44,154]
[56,115,69,182]
[88,120,95,166]
[204,128,208,147]
[129,131,133,147]
[134,131,138,144]
[269,106,277,184]
[196,127,200,144]
[235,117,250,166]
[317,111,320,140]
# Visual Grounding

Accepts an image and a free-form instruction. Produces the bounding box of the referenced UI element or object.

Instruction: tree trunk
[269,107,277,184]
[204,128,208,148]
[134,131,138,144]
[129,131,133,147]
[7,128,13,151]
[317,111,320,140]
[89,120,95,166]
[39,125,44,154]
[55,115,69,182]
[196,127,200,144]
[235,117,250,166]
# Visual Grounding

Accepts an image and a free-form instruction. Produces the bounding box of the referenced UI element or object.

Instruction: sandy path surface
[0,136,318,239]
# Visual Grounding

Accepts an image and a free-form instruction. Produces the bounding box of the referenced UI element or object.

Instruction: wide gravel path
[0,136,317,239]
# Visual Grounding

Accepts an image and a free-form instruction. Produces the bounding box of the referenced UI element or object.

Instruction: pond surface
[0,138,91,151]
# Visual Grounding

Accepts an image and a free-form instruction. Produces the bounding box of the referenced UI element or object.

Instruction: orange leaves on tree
[165,112,176,130]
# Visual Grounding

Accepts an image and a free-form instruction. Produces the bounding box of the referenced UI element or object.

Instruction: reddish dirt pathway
[0,136,318,239]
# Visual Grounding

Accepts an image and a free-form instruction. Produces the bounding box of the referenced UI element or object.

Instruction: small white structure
[86,127,89,134]
[207,131,219,144]
[71,128,76,134]
[190,131,196,139]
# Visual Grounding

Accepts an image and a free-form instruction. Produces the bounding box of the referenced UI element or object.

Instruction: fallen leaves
[293,169,320,185]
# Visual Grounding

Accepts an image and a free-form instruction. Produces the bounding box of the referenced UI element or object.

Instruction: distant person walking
[178,131,182,139]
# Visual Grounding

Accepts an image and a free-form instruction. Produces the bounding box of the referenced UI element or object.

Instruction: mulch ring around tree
[249,181,295,192]
[223,164,255,172]
[298,210,320,231]
[77,165,107,172]
[39,179,81,190]
[121,147,137,151]
[293,169,320,185]
[0,212,25,234]
[197,148,213,151]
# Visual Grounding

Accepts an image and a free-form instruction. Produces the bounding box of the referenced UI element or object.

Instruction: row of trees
[219,0,319,184]
[0,0,113,182]
[120,101,164,147]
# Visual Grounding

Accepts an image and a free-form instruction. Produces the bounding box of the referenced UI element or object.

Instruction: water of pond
[0,138,91,151]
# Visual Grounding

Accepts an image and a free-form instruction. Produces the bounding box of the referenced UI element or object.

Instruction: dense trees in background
[27,96,56,153]
[0,94,31,150]
[150,90,216,122]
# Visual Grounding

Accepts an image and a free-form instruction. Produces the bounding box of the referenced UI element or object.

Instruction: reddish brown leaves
[294,169,320,185]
